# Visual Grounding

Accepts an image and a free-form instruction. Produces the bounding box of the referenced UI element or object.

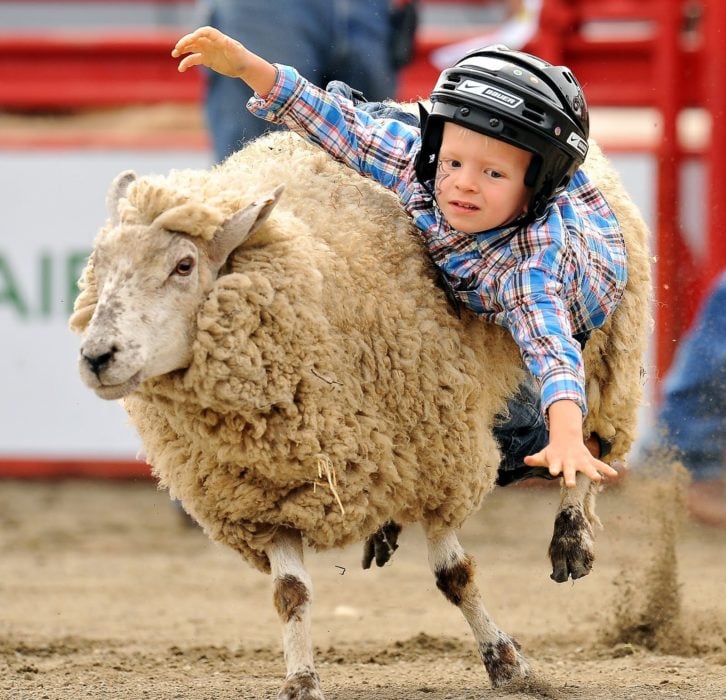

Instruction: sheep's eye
[173,256,195,276]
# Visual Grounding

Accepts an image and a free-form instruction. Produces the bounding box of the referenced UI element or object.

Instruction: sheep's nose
[82,347,116,376]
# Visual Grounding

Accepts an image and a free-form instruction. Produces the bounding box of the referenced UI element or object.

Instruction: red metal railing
[703,0,726,290]
[0,32,202,108]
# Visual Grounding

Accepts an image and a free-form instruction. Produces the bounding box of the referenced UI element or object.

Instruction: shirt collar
[474,221,522,247]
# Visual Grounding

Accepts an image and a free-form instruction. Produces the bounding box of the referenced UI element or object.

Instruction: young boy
[172,27,623,489]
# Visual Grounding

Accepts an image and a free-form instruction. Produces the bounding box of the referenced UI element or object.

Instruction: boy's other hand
[172,26,249,78]
[523,399,617,488]
[524,439,618,488]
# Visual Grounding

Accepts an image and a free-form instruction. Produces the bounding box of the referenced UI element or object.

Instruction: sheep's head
[72,169,282,400]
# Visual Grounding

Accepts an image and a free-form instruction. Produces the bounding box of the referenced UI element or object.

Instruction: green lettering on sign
[40,252,52,317]
[0,254,28,317]
[0,250,91,320]
[67,252,90,313]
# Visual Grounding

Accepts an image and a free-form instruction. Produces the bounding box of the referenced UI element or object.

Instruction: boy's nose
[455,170,479,192]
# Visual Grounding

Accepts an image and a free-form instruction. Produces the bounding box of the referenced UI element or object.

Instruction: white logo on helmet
[567,132,588,157]
[456,80,523,109]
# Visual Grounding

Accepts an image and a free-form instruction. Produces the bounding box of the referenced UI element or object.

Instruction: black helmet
[415,45,589,221]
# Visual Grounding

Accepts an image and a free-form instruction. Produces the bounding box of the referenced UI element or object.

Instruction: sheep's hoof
[277,669,325,700]
[361,520,402,569]
[548,504,594,583]
[479,634,530,688]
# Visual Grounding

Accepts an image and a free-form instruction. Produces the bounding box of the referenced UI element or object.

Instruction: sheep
[70,130,651,698]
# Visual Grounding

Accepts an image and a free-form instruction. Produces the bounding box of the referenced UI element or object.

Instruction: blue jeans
[203,0,398,161]
[639,271,726,481]
[492,375,552,485]
[325,80,420,125]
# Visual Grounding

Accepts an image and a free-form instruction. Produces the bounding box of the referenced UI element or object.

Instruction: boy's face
[435,122,532,233]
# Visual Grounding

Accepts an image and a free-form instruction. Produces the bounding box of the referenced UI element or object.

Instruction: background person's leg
[203,0,331,161]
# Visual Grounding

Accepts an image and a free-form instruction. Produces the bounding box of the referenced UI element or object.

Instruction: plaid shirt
[249,65,628,418]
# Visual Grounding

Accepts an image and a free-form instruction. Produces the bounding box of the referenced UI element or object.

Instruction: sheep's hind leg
[425,525,530,688]
[267,527,324,700]
[549,474,601,582]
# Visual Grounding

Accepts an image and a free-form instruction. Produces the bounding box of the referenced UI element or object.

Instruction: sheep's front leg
[426,526,530,688]
[267,527,324,700]
[549,474,601,582]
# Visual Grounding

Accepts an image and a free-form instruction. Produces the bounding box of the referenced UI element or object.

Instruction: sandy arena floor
[1,469,725,700]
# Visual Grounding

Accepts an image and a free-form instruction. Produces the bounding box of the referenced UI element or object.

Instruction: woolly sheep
[71,130,651,697]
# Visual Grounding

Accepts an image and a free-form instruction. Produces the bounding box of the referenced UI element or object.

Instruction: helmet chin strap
[530,193,554,221]
[507,210,537,230]
[413,102,437,186]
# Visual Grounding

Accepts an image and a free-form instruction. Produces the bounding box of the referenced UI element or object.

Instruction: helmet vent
[521,104,546,124]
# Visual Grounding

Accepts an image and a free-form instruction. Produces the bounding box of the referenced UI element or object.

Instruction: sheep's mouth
[90,371,143,400]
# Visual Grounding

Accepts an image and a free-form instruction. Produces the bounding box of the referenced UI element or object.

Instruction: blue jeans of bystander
[203,0,398,161]
[640,271,726,480]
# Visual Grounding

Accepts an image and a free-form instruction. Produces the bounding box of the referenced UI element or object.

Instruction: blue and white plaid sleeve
[248,64,419,192]
[503,265,587,419]
[493,201,589,419]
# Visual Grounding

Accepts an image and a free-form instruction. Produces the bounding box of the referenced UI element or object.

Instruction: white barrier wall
[0,147,655,462]
[0,149,209,459]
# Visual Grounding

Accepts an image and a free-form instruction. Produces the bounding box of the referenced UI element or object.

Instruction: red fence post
[653,0,686,384]
[703,0,726,286]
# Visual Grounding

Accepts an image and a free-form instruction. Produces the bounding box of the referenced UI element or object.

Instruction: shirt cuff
[246,64,305,121]
[541,377,587,423]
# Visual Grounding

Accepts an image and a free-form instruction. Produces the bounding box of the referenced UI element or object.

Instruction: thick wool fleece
[577,142,652,458]
[72,132,651,572]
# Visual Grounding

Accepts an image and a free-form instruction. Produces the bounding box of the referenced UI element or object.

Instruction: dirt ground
[2,469,725,700]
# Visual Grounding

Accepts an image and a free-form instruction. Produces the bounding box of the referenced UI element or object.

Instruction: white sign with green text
[0,149,209,458]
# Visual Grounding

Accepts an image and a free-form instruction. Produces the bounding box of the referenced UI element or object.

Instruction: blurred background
[0,0,723,489]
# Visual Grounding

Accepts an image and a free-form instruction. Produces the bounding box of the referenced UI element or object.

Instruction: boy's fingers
[177,55,203,73]
[523,451,547,467]
[172,31,202,55]
[548,460,563,478]
[588,466,603,482]
[526,450,618,487]
[591,457,618,479]
[173,27,219,55]
[172,43,197,60]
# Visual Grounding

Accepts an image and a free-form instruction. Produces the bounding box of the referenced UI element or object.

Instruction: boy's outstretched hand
[172,26,248,78]
[172,26,278,97]
[523,399,618,488]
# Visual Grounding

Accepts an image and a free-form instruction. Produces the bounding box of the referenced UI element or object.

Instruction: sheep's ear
[107,170,136,225]
[209,185,284,268]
